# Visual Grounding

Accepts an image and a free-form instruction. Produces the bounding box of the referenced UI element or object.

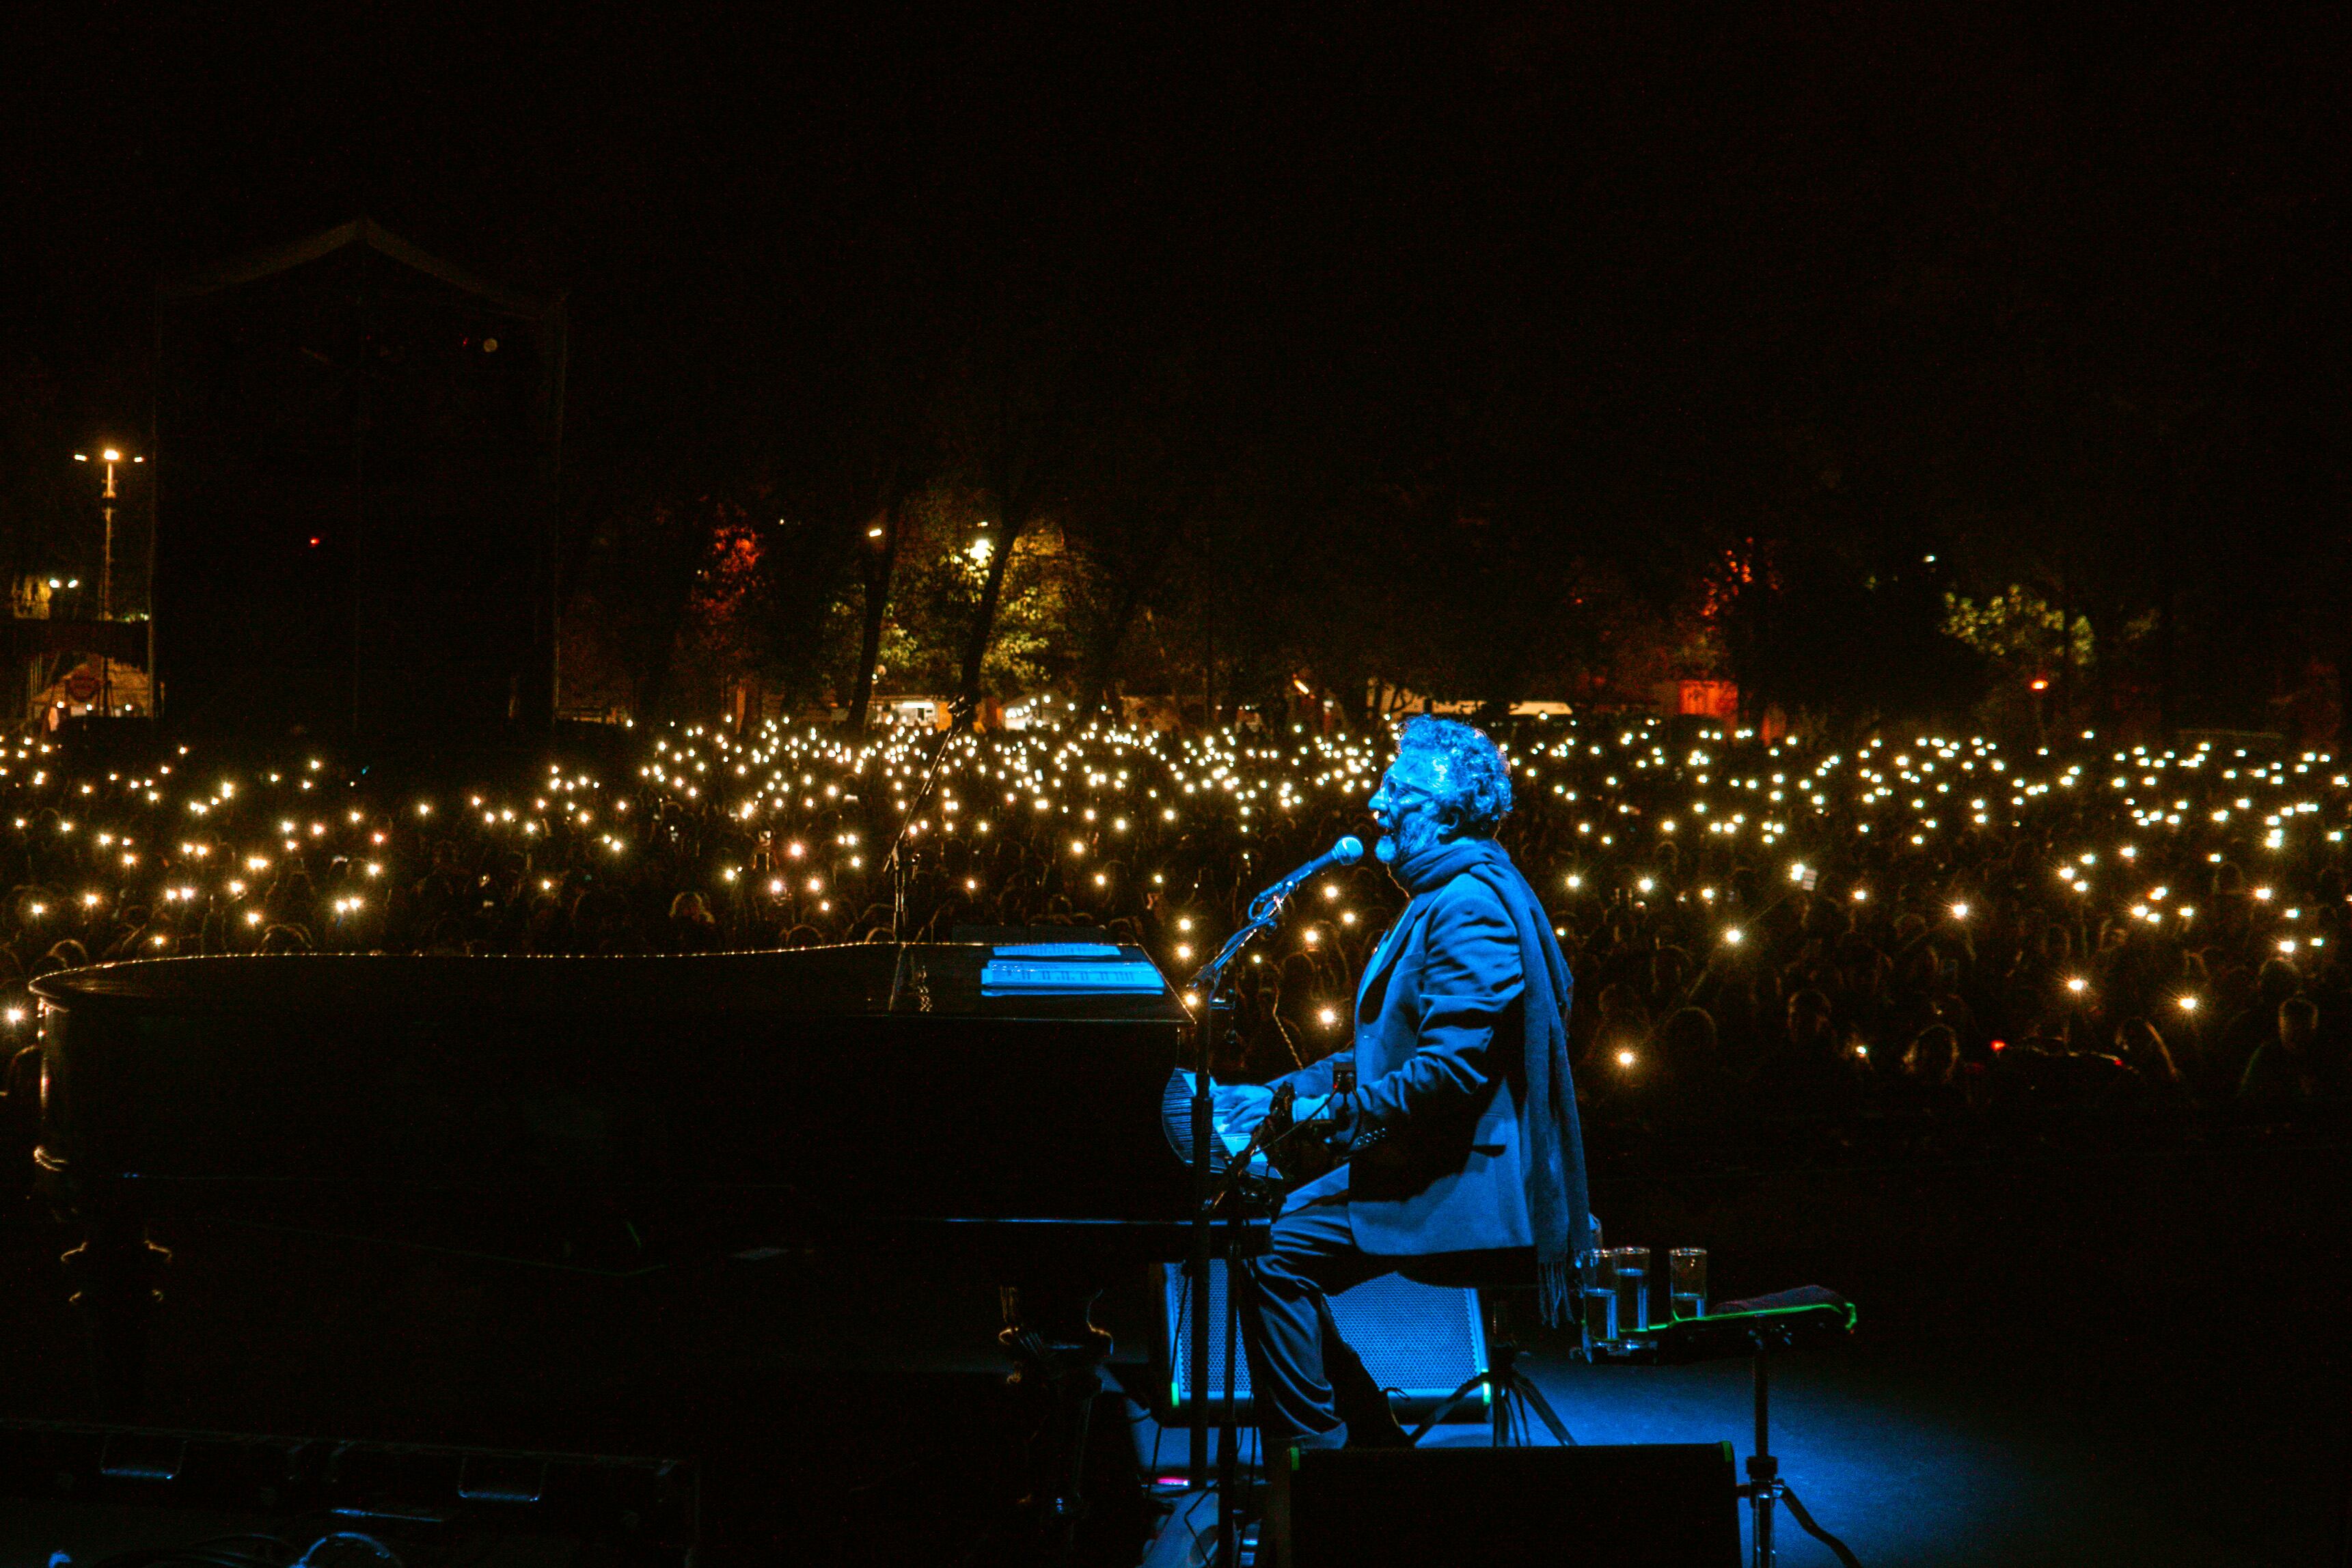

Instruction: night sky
[4,4,2345,721]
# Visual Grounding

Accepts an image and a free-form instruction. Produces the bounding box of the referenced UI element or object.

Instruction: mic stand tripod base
[1733,1345,1861,1568]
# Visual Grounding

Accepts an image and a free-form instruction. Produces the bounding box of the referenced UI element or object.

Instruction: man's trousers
[1233,1198,1399,1450]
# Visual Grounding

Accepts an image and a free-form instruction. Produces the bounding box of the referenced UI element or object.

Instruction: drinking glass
[1578,1246,1611,1295]
[1611,1246,1652,1335]
[1669,1248,1708,1319]
[1580,1288,1617,1350]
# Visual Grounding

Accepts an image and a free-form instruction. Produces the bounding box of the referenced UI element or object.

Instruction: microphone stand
[879,696,972,939]
[1183,873,1316,1560]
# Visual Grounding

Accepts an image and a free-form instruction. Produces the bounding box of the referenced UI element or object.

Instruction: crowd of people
[1,715,2347,1147]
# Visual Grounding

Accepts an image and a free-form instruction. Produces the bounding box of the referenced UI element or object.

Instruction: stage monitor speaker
[1272,1443,1740,1568]
[1159,1261,1488,1422]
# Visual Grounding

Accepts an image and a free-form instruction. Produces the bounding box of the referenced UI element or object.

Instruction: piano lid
[29,944,1191,1024]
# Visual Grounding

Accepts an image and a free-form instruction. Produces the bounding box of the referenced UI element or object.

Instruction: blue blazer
[1274,866,1558,1258]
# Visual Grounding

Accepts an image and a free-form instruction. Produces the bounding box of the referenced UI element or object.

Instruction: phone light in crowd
[1851,888,1868,902]
[1722,927,1743,946]
[1176,945,1194,961]
[1319,1007,1339,1028]
[1615,1048,1638,1069]
[26,903,43,918]
[245,911,263,926]
[2278,938,2299,955]
[2255,886,2273,901]
[3,1008,21,1026]
[1565,875,1583,890]
[2066,976,2088,994]
[2177,995,2200,1014]
[1950,902,1969,919]
[1637,877,1655,894]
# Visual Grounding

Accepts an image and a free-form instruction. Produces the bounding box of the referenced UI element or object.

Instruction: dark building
[155,220,565,743]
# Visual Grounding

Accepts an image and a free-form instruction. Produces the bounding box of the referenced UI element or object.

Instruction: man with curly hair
[1237,716,1591,1451]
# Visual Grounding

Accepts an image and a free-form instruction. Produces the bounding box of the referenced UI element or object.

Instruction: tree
[940,322,1084,721]
[845,504,898,732]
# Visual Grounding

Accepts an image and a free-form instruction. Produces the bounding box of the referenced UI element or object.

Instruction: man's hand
[1263,1084,1354,1183]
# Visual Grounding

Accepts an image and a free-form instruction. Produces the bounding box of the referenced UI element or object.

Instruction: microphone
[1204,838,1371,991]
[1255,836,1364,911]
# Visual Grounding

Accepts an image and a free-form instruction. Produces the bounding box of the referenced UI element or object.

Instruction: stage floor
[1131,1327,2321,1568]
[1,1136,2340,1565]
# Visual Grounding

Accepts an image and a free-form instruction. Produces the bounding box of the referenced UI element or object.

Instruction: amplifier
[1271,1443,1741,1568]
[1158,1261,1489,1422]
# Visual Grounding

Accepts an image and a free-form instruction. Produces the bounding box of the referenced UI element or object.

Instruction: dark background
[3,4,2347,730]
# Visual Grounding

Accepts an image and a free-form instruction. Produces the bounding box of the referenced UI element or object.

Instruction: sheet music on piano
[980,941,1166,996]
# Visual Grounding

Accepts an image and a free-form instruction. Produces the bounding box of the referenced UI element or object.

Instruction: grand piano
[29,942,1212,1530]
[33,944,1194,1241]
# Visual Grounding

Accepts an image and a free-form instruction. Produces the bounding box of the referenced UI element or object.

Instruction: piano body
[29,944,1209,1504]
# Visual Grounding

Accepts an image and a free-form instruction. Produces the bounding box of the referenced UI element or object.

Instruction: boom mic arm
[1191,837,1366,993]
[1248,835,1365,920]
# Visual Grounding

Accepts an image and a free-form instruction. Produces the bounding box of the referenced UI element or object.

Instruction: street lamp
[72,446,141,716]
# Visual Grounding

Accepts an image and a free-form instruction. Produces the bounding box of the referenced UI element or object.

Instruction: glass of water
[1669,1248,1708,1319]
[1581,1287,1617,1350]
[1577,1245,1615,1349]
[1578,1244,1611,1293]
[1611,1246,1652,1334]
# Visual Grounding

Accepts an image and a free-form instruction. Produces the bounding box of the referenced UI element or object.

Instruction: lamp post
[72,447,142,716]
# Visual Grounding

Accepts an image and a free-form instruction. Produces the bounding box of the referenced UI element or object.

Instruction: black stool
[1404,1279,1576,1448]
